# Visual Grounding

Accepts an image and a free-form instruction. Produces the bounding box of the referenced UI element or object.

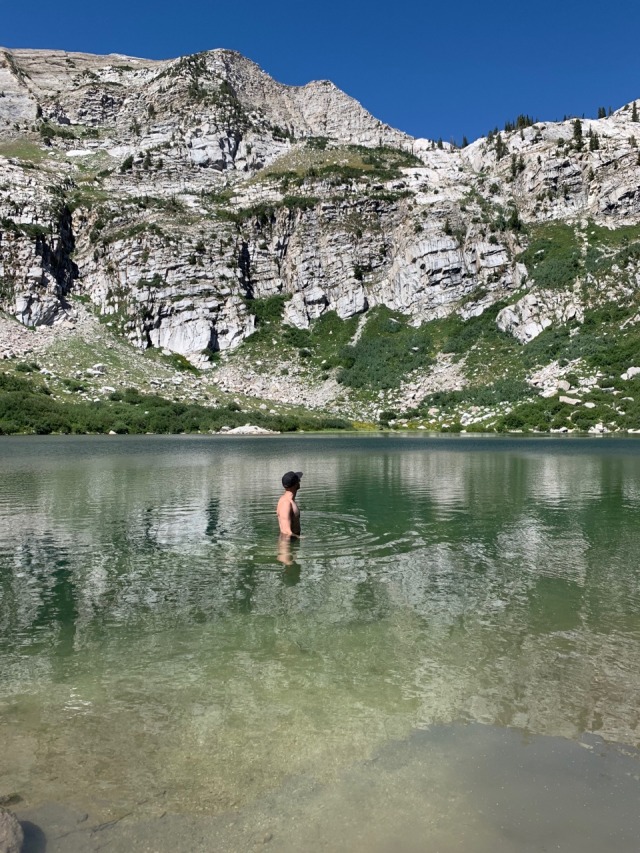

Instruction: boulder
[222,424,278,435]
[621,367,640,380]
[496,290,584,344]
[0,808,23,853]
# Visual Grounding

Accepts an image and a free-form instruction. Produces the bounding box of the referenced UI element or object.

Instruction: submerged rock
[0,808,23,853]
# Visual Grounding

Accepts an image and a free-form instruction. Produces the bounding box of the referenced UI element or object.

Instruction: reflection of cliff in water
[1,436,640,749]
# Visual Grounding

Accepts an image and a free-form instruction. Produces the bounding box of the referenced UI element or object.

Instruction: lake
[1,434,640,852]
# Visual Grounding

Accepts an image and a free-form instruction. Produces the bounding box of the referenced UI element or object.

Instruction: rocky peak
[1,45,639,381]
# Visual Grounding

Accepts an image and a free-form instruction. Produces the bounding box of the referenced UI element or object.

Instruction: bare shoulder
[277,493,291,512]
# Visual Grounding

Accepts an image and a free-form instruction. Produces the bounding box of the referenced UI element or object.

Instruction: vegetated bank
[0,370,350,435]
[233,280,640,434]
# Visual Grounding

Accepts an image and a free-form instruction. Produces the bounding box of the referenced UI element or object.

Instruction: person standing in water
[277,471,302,537]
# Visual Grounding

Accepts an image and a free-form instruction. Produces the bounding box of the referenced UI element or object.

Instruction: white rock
[559,395,581,405]
[621,367,640,380]
[222,424,278,435]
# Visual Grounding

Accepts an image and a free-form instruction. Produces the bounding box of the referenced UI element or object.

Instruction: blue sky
[2,0,639,143]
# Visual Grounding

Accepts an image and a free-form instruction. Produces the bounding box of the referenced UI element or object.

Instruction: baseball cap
[282,471,303,488]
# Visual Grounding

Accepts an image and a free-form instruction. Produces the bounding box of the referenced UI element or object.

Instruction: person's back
[277,471,302,537]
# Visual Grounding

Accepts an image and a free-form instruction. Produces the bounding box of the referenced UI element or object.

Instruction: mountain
[1,46,640,434]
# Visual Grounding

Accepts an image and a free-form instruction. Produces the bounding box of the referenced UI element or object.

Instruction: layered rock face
[1,46,639,364]
[0,158,77,325]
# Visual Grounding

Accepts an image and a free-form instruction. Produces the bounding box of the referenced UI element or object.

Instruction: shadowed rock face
[1,46,639,365]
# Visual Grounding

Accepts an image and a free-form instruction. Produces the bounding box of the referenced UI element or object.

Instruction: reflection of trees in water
[2,442,640,741]
[205,498,220,539]
[0,536,77,664]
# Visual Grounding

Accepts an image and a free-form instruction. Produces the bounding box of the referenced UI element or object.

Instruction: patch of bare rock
[0,312,74,361]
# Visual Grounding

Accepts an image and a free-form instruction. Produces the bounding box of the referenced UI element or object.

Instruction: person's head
[282,470,302,492]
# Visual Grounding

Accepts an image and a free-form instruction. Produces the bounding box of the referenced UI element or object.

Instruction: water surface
[1,434,639,850]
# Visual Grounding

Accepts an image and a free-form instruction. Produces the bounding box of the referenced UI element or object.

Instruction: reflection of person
[277,511,301,583]
[277,533,299,566]
[277,471,302,537]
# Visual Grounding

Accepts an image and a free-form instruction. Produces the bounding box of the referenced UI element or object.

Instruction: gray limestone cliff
[1,46,639,370]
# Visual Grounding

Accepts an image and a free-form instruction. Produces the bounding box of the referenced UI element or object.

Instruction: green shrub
[583,221,640,276]
[0,372,47,394]
[522,325,572,368]
[441,302,509,353]
[38,122,75,141]
[244,294,289,325]
[518,223,581,290]
[421,377,532,411]
[281,195,319,212]
[338,307,434,390]
[306,137,329,150]
[137,273,164,289]
[164,353,199,374]
[282,326,311,349]
[493,397,575,432]
[62,378,87,393]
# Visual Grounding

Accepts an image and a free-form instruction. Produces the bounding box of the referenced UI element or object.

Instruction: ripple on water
[200,505,422,570]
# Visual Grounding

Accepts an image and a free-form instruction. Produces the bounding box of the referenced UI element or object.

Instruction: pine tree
[597,107,606,119]
[508,153,526,179]
[516,114,534,129]
[572,118,583,150]
[632,101,639,122]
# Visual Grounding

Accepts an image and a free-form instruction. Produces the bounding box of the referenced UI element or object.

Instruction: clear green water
[1,434,640,850]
